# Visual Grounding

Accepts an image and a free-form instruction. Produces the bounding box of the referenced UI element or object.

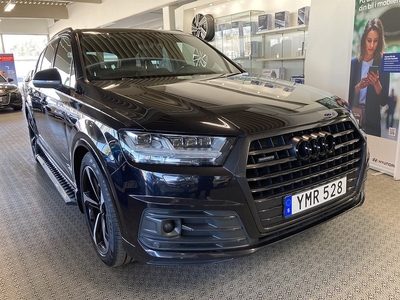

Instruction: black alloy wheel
[80,152,133,267]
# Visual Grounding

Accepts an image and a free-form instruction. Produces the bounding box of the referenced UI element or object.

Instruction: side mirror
[32,68,62,89]
[7,78,14,83]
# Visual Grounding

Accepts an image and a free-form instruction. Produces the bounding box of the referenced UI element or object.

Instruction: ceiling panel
[0,1,101,19]
[0,0,196,31]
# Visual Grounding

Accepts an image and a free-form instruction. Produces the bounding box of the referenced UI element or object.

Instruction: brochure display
[274,11,290,29]
[261,67,285,79]
[258,14,273,32]
[298,6,310,26]
[350,1,400,178]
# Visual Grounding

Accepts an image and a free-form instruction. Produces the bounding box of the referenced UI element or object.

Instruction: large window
[2,34,48,87]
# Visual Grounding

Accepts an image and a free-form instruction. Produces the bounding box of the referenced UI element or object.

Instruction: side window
[40,39,59,71]
[35,50,45,74]
[54,37,73,87]
[70,59,76,87]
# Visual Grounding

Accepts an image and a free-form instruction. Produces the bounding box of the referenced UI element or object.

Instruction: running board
[36,154,77,206]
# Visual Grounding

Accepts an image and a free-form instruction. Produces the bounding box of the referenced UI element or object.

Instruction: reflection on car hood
[84,74,349,135]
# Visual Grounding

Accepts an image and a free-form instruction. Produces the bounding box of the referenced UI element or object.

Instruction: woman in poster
[349,18,390,137]
[0,70,6,79]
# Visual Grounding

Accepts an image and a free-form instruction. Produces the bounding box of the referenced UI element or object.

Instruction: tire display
[191,13,215,41]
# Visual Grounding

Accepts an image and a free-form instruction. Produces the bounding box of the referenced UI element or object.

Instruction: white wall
[305,0,354,100]
[0,19,49,35]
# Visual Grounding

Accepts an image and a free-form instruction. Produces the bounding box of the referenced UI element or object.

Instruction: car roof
[52,27,186,39]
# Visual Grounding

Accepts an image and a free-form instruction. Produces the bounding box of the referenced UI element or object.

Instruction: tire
[80,152,133,267]
[13,105,22,111]
[191,13,215,41]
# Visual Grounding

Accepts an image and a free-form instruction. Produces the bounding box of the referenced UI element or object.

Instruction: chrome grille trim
[251,165,359,194]
[248,144,293,156]
[248,151,361,183]
[246,121,364,230]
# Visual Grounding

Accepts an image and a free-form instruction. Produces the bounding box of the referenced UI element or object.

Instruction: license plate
[284,176,347,217]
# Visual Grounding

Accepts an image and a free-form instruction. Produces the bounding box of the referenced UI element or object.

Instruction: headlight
[119,131,235,166]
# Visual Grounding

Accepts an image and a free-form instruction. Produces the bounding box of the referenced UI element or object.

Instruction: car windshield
[80,30,241,80]
[0,75,6,83]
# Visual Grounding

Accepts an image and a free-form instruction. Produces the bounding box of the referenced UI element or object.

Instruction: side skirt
[36,152,77,206]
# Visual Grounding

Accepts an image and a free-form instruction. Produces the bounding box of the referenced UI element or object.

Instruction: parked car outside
[24,28,369,266]
[0,74,22,110]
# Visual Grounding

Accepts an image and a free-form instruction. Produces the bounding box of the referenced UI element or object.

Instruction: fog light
[162,220,176,233]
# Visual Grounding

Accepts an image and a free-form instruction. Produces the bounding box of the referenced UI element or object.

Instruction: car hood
[83,74,351,136]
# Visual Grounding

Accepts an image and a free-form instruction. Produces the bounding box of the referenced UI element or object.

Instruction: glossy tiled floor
[1,108,400,299]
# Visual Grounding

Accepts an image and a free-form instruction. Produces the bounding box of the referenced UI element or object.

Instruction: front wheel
[80,152,133,267]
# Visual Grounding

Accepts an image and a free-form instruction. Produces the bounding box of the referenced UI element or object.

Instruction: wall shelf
[256,25,308,36]
[256,56,305,62]
[210,12,308,79]
[257,24,308,80]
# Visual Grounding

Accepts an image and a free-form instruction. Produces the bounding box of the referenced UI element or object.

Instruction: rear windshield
[80,31,240,80]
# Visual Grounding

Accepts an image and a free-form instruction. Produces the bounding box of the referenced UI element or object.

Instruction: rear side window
[39,39,59,71]
[54,37,73,87]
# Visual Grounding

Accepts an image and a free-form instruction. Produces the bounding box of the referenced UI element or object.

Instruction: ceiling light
[4,1,16,12]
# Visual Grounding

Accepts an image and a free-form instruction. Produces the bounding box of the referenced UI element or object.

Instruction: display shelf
[257,24,308,80]
[210,12,308,78]
[256,56,305,62]
[256,25,308,36]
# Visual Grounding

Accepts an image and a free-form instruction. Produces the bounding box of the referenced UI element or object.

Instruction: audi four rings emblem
[291,131,335,161]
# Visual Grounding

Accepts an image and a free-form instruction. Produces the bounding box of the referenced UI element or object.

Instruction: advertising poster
[350,1,400,176]
[0,53,18,83]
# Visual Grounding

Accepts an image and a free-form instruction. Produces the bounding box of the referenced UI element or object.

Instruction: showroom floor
[1,108,400,300]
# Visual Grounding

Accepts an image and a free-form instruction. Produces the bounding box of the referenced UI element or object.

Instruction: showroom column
[163,5,179,30]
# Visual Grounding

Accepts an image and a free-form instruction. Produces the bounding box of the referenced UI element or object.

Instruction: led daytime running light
[119,131,233,166]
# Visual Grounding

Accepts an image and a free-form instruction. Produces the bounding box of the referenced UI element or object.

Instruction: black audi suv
[24,28,368,266]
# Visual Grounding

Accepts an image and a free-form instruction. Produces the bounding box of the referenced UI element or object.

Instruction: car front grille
[246,121,364,230]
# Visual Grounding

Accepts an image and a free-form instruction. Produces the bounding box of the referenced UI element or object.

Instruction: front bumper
[0,92,22,109]
[112,119,368,264]
[113,163,367,264]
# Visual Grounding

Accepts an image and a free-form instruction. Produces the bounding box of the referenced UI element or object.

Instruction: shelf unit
[210,10,265,75]
[255,25,308,80]
[210,12,308,80]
